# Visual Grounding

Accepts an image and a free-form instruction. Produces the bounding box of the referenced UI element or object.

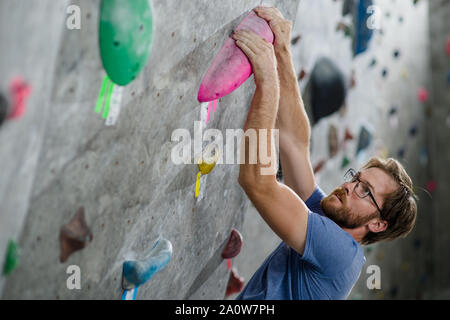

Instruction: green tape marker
[102,81,114,119]
[99,0,154,86]
[95,76,110,113]
[3,239,19,276]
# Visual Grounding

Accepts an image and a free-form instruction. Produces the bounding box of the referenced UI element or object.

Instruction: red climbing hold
[344,128,355,142]
[417,87,428,103]
[225,268,244,297]
[59,207,93,263]
[7,77,31,119]
[427,180,437,193]
[221,229,243,259]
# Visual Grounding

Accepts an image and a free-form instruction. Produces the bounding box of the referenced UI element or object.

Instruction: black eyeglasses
[344,168,383,215]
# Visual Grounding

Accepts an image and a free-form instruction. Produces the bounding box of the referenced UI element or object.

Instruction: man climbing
[232,6,417,300]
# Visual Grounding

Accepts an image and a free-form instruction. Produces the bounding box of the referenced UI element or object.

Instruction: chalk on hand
[122,238,173,290]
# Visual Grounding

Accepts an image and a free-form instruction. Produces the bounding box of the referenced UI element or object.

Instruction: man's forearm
[275,48,311,148]
[239,81,280,188]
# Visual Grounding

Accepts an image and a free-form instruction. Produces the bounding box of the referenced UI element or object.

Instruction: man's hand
[254,6,292,53]
[232,29,278,88]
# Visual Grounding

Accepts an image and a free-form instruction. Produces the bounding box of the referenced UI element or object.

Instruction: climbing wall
[0,0,300,299]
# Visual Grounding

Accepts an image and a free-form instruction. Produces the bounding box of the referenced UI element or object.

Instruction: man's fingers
[234,39,255,59]
[254,6,284,20]
[233,30,268,52]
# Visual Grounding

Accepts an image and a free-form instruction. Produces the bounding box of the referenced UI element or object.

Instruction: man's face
[321,167,398,229]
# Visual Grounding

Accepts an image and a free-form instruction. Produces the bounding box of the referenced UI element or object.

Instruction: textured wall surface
[1,0,448,301]
[0,0,300,299]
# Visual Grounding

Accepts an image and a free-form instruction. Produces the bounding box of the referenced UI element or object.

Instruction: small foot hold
[225,268,244,297]
[221,229,243,259]
[59,207,93,263]
[122,238,173,290]
[3,239,19,276]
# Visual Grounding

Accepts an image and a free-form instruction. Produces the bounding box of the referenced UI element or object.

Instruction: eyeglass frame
[344,168,383,215]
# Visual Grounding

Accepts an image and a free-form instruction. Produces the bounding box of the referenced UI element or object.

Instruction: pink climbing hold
[197,10,274,102]
[417,87,428,103]
[221,229,243,259]
[225,268,244,297]
[7,77,31,119]
[226,258,232,270]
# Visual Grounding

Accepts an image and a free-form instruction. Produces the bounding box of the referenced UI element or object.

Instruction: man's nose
[342,181,354,195]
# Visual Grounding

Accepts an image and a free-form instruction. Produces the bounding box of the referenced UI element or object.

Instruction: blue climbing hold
[356,126,372,156]
[354,0,374,56]
[122,238,173,290]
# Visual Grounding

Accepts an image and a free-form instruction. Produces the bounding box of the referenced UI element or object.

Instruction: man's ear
[367,219,388,233]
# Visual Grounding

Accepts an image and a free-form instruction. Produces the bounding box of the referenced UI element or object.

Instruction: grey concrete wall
[1,0,447,301]
[0,0,300,299]
[428,0,450,299]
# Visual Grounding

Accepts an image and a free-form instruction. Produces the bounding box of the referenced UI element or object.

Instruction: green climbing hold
[3,239,19,276]
[341,156,350,169]
[99,0,153,86]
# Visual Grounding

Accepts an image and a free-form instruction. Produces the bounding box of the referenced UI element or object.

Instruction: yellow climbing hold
[197,146,220,175]
[194,145,220,198]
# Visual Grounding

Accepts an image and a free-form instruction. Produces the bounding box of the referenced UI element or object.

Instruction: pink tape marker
[227,258,232,271]
[8,77,31,119]
[206,101,213,124]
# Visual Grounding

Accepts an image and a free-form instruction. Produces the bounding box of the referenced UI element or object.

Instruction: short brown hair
[360,157,418,245]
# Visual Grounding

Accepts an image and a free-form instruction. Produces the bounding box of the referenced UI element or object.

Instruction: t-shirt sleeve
[304,186,327,216]
[301,211,361,276]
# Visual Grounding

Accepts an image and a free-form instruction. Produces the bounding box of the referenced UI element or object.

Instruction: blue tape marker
[122,238,173,291]
[122,288,138,300]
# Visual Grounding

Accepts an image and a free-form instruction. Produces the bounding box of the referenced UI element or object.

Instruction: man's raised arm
[232,29,309,255]
[254,7,316,202]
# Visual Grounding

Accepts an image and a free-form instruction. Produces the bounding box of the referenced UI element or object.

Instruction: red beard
[320,187,378,229]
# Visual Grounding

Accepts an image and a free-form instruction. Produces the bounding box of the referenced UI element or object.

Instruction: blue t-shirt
[236,186,366,300]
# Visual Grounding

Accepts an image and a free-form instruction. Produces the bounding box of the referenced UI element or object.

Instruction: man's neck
[342,226,366,244]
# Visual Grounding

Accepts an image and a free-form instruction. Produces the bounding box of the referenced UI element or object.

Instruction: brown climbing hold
[328,124,338,158]
[221,229,243,259]
[225,268,244,297]
[298,69,307,81]
[313,160,326,174]
[59,207,93,263]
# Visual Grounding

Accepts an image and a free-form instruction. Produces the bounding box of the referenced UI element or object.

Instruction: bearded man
[233,6,417,300]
